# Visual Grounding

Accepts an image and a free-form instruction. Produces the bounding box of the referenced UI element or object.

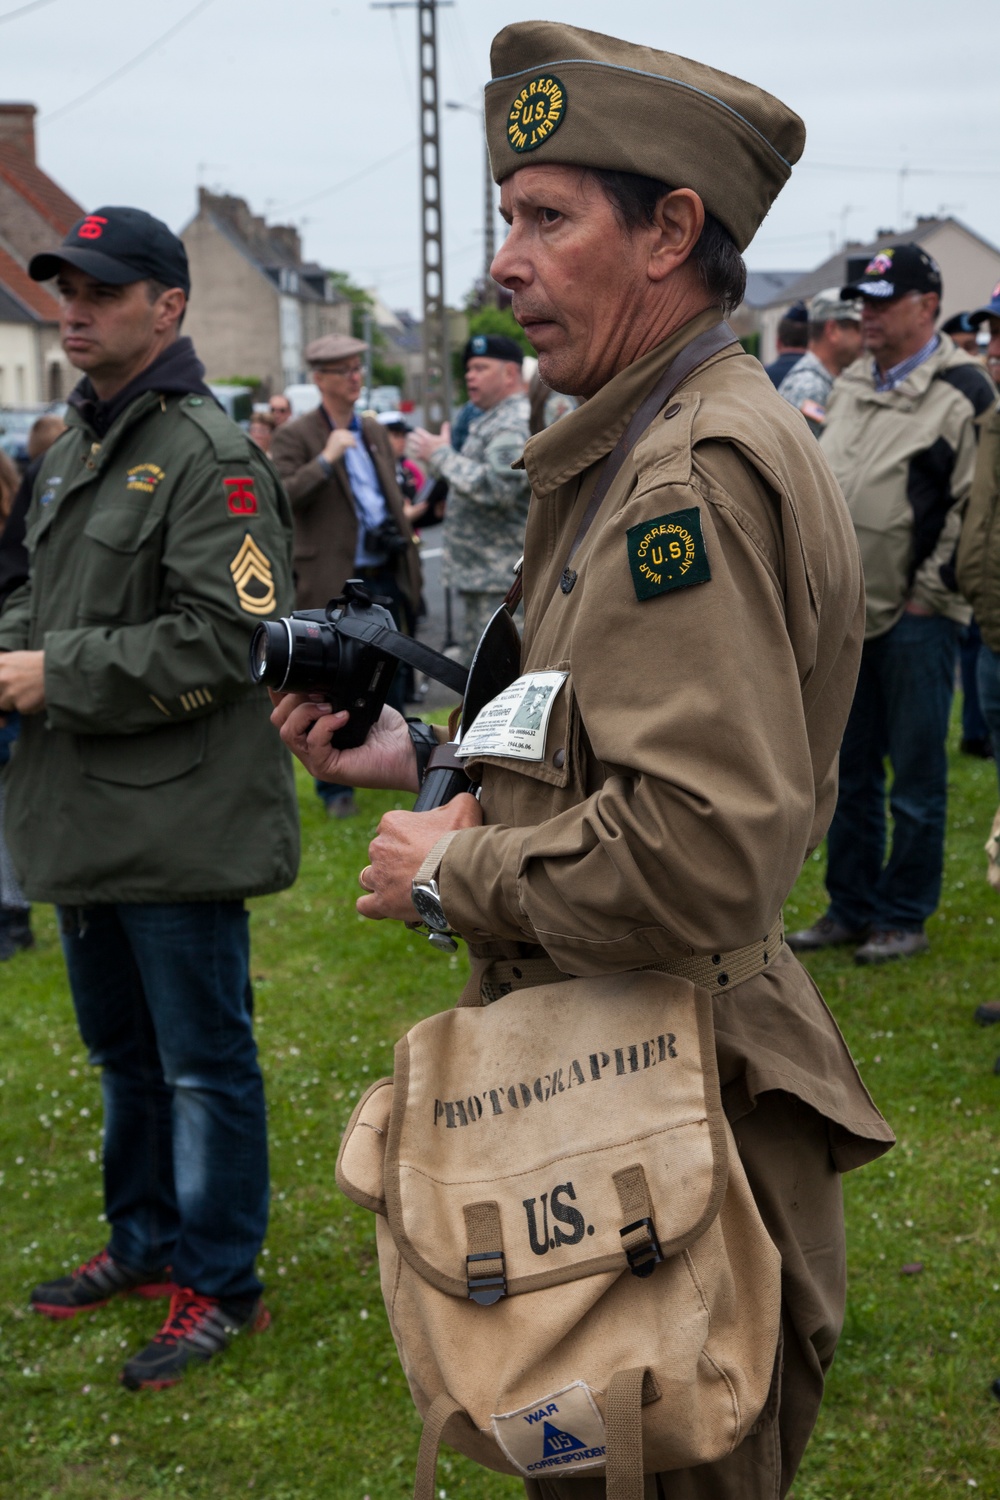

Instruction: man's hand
[0,651,46,714]
[269,695,420,791]
[358,794,483,923]
[410,424,451,463]
[903,600,934,617]
[321,428,356,466]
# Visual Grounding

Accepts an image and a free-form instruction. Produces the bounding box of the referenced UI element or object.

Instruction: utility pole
[372,0,454,429]
[446,99,498,303]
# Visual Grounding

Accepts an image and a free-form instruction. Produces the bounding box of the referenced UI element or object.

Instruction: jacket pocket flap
[83,504,163,555]
[76,719,207,787]
[379,971,727,1299]
[336,1077,394,1214]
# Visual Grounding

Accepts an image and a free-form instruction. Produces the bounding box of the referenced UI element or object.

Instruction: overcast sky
[5,0,999,313]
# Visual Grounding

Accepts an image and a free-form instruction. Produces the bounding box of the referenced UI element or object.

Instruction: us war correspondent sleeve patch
[626,506,711,601]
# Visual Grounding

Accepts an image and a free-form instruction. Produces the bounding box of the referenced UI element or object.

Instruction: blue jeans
[826,612,958,932]
[976,644,1000,794]
[58,901,267,1299]
[959,620,990,742]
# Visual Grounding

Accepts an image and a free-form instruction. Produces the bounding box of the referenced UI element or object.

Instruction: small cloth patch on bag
[626,506,711,601]
[492,1381,607,1479]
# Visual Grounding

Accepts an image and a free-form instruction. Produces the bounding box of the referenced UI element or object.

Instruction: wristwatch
[409,835,461,953]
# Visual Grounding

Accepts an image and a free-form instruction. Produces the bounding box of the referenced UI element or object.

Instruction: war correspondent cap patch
[507,74,566,153]
[626,507,711,601]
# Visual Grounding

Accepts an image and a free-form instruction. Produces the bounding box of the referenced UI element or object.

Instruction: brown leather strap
[562,321,739,577]
[413,1390,465,1500]
[426,742,467,774]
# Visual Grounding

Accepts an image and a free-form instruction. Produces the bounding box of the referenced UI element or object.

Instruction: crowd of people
[0,18,997,1496]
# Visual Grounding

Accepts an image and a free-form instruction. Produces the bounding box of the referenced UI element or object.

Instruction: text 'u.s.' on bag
[336,969,781,1498]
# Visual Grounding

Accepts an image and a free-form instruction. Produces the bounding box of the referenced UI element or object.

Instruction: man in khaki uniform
[272,23,893,1498]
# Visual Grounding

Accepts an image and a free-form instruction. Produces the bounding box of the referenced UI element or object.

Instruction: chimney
[0,103,37,161]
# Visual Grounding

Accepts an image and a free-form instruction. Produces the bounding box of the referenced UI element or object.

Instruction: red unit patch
[77,215,108,241]
[224,476,258,515]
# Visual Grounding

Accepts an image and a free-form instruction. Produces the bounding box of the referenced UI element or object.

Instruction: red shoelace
[156,1289,217,1345]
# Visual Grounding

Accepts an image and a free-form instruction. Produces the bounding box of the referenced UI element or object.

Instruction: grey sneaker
[854,929,929,965]
[786,915,868,952]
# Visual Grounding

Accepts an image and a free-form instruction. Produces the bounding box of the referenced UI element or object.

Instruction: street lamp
[446,100,498,302]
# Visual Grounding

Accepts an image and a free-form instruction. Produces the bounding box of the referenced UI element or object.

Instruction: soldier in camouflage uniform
[412,334,531,662]
[777,288,862,435]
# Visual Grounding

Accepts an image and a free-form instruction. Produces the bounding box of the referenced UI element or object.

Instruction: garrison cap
[484,22,805,251]
[305,333,368,365]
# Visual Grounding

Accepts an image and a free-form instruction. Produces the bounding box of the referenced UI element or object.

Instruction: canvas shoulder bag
[336,969,782,1498]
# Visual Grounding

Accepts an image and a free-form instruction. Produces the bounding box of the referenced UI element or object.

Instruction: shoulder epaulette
[179,395,253,462]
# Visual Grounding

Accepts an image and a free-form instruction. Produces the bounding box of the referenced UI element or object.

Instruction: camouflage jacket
[430,392,531,592]
[777,350,834,435]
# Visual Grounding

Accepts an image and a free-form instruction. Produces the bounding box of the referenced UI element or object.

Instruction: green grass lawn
[1,719,998,1499]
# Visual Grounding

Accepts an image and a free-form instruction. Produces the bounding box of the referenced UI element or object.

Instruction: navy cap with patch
[29,206,190,294]
[464,333,524,366]
[841,243,941,302]
[969,280,1000,324]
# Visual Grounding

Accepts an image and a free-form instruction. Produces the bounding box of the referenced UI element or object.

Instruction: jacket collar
[521,307,726,497]
[840,330,960,404]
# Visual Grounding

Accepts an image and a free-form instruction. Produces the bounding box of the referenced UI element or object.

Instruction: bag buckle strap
[619,1217,663,1279]
[465,1250,507,1306]
[463,1200,507,1304]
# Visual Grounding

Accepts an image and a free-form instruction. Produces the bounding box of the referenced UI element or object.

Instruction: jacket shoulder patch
[181,397,253,462]
[230,532,276,614]
[626,507,710,600]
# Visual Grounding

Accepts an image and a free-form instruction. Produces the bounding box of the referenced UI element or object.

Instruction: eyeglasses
[314,363,363,377]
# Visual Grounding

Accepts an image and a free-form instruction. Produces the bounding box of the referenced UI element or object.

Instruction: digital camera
[248,580,399,749]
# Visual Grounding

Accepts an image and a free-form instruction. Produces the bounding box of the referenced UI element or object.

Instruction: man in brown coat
[272,23,892,1497]
[270,332,421,814]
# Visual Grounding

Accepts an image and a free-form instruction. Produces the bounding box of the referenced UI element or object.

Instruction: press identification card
[455,671,568,763]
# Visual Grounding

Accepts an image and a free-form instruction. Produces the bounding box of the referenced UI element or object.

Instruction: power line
[274,141,418,214]
[0,0,59,24]
[801,160,1000,179]
[42,0,216,124]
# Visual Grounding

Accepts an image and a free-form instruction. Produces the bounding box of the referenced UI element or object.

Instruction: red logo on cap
[224,476,258,515]
[77,215,108,241]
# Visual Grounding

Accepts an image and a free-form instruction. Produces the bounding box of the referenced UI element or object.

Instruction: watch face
[412,883,450,932]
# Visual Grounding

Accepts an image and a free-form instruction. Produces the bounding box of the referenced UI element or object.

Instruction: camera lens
[248,619,292,687]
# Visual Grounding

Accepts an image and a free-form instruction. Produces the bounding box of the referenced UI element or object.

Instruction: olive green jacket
[0,389,300,904]
[956,402,1000,654]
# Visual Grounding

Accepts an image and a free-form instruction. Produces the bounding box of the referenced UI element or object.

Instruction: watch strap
[414,830,463,889]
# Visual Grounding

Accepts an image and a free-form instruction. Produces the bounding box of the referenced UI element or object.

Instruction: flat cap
[485,22,805,251]
[305,333,368,365]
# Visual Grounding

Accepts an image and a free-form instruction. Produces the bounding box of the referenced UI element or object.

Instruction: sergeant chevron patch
[626,506,711,601]
[230,533,276,615]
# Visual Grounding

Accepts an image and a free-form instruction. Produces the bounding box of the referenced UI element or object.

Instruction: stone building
[181,190,350,394]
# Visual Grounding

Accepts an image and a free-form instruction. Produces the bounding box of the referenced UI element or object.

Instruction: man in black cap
[790,244,996,964]
[412,333,531,662]
[0,206,299,1388]
[763,300,809,387]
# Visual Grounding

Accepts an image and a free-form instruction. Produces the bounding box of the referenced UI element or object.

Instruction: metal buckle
[466,1250,507,1305]
[620,1217,663,1279]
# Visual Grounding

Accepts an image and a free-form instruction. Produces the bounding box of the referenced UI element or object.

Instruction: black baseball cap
[841,243,942,302]
[29,206,190,294]
[464,333,524,366]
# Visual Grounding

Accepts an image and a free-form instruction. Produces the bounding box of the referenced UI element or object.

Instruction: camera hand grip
[413,755,472,812]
